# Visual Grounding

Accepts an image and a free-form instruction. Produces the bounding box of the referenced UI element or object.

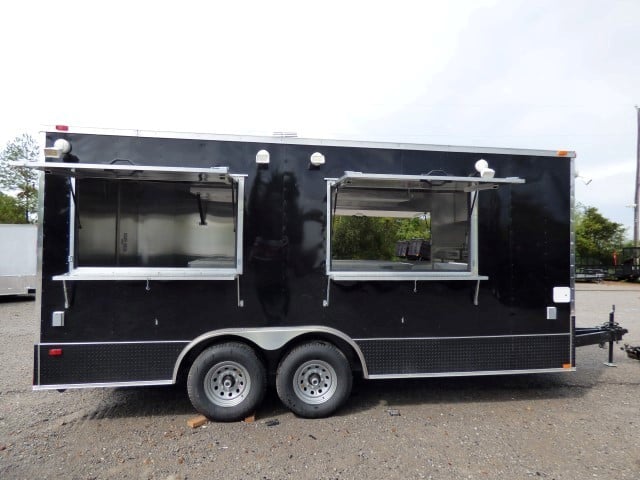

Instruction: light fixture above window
[475,159,495,179]
[44,139,72,159]
[310,152,325,167]
[256,150,270,165]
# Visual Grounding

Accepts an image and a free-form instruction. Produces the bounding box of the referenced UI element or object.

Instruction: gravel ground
[0,283,639,480]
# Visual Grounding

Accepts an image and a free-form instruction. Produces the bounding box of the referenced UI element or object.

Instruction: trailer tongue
[574,324,628,348]
[574,306,628,366]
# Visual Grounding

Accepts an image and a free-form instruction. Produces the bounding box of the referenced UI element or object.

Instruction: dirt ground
[1,283,639,480]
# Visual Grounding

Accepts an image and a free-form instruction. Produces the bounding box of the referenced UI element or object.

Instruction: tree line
[0,134,39,223]
[575,204,627,266]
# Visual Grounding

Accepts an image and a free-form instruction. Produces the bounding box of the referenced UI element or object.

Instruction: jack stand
[604,305,617,367]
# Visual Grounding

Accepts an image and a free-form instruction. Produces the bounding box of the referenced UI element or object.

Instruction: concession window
[326,171,525,282]
[22,161,246,282]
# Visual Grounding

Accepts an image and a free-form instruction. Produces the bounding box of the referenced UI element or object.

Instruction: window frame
[27,161,246,282]
[325,171,524,282]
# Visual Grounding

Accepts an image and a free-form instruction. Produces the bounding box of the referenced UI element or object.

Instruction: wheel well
[174,330,365,385]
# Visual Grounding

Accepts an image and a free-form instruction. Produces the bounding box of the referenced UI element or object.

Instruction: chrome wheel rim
[204,361,251,407]
[292,360,337,404]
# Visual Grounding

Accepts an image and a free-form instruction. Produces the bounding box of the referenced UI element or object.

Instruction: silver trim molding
[329,273,488,282]
[33,380,173,391]
[42,125,576,158]
[367,367,575,380]
[39,340,190,346]
[353,333,571,342]
[172,326,369,382]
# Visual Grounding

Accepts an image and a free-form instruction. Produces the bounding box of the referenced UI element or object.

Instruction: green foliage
[395,216,430,240]
[332,215,430,260]
[575,204,626,264]
[0,192,27,223]
[0,134,39,223]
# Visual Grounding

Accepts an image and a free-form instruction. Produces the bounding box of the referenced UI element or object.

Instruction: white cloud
[1,0,639,232]
[0,0,499,136]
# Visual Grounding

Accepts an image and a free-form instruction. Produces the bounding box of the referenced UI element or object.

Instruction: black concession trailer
[18,126,626,421]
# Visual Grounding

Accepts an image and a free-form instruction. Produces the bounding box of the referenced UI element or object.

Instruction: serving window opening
[22,161,245,281]
[76,179,238,270]
[326,171,524,281]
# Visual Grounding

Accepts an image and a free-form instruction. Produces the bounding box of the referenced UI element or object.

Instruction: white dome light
[310,152,325,167]
[53,139,71,154]
[474,159,495,179]
[256,149,270,165]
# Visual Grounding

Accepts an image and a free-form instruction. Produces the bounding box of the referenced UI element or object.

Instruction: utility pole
[635,105,640,247]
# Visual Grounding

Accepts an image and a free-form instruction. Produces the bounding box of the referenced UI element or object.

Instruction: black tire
[276,341,352,418]
[187,342,266,422]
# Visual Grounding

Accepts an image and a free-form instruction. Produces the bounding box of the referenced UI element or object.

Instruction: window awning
[12,161,237,184]
[332,171,525,192]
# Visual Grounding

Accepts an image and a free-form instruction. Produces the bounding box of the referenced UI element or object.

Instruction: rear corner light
[48,348,63,356]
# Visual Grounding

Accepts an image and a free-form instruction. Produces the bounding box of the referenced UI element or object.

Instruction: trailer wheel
[187,342,266,422]
[276,342,352,418]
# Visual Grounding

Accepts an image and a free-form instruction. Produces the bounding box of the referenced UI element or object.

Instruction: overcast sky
[1,0,639,232]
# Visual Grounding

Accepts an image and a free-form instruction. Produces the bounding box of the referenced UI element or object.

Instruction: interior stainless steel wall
[77,179,235,268]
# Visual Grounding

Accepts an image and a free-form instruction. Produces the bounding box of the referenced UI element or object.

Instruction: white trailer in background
[0,224,37,296]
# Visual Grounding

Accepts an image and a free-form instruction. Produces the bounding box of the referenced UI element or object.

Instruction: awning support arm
[323,277,331,307]
[196,193,207,226]
[67,178,82,229]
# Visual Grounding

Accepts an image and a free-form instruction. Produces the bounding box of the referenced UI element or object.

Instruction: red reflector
[55,125,69,131]
[48,348,63,356]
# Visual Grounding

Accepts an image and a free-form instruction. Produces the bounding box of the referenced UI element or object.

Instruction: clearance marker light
[48,348,63,356]
[55,125,69,131]
[562,363,572,369]
[557,150,569,157]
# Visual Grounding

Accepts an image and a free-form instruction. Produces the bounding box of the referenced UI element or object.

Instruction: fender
[172,326,369,382]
